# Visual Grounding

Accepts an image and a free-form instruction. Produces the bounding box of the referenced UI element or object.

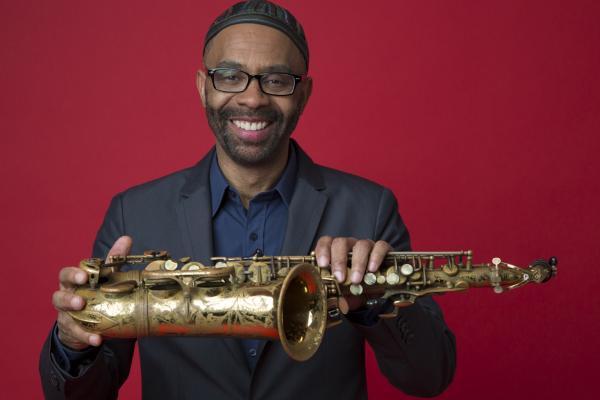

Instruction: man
[40,1,456,399]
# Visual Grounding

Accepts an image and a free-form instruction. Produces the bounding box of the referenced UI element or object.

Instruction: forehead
[204,24,306,73]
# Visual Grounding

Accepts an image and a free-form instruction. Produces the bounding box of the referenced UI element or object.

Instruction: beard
[205,102,301,167]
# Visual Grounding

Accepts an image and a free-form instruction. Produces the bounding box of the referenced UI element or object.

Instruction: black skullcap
[204,0,309,69]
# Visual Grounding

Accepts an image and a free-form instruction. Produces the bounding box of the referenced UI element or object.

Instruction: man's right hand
[52,236,132,350]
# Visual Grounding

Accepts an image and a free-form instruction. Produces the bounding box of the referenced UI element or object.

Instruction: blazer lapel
[177,148,249,367]
[177,150,214,265]
[255,142,328,363]
[282,141,328,255]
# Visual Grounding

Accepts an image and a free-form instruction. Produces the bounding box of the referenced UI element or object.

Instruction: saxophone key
[164,259,178,271]
[349,284,363,295]
[363,272,377,285]
[400,263,414,276]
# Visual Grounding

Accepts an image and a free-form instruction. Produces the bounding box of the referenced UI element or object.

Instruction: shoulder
[117,165,197,202]
[294,142,392,200]
[312,163,395,206]
[113,148,213,206]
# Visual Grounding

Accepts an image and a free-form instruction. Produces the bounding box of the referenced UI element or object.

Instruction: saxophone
[69,250,557,361]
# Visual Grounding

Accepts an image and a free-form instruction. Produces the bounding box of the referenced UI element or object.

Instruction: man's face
[198,24,311,167]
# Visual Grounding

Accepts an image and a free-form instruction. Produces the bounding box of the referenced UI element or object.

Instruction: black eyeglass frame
[206,68,305,96]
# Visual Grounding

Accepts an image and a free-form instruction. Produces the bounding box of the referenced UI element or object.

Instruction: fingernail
[75,272,86,284]
[317,256,328,267]
[334,270,344,282]
[368,261,377,272]
[351,271,361,283]
[71,297,82,308]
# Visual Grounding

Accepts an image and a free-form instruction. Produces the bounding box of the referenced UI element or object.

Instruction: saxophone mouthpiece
[528,257,558,283]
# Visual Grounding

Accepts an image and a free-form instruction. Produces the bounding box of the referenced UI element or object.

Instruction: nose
[234,77,270,109]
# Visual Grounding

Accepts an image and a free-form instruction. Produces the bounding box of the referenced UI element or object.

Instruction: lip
[228,119,273,143]
[231,117,270,122]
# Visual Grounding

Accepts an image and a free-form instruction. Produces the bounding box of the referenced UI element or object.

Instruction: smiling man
[40,1,456,399]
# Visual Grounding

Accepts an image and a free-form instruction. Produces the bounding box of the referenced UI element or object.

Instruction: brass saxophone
[69,250,557,361]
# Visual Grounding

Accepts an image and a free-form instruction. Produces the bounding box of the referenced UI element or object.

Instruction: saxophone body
[69,250,557,361]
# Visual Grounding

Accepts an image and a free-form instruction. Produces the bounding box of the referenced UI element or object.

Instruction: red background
[1,1,599,398]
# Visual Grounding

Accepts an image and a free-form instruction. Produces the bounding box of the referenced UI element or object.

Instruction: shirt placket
[244,198,266,257]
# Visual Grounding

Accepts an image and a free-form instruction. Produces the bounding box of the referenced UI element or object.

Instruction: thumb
[106,235,133,262]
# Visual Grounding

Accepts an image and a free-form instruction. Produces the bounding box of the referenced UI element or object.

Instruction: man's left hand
[314,236,392,311]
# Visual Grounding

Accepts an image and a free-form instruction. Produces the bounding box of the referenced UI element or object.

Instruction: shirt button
[249,232,258,241]
[248,348,257,357]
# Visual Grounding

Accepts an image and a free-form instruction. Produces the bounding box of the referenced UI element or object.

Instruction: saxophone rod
[69,250,557,361]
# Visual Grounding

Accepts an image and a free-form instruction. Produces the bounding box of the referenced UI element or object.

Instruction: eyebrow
[214,60,294,74]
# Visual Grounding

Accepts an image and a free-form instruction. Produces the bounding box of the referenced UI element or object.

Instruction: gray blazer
[39,142,456,399]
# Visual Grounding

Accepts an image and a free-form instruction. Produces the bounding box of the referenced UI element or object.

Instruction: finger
[350,240,374,284]
[338,297,349,314]
[107,235,133,262]
[58,267,88,290]
[331,237,357,282]
[52,290,85,312]
[314,236,333,267]
[57,312,102,348]
[367,240,393,272]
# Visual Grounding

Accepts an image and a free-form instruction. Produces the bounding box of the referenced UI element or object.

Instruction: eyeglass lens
[212,69,296,95]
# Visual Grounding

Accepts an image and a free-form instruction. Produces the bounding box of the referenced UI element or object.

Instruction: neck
[216,143,289,208]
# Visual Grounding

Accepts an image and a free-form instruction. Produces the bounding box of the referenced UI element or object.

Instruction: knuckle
[370,249,385,260]
[59,267,76,284]
[332,260,346,270]
[353,240,373,252]
[53,291,70,309]
[375,240,392,250]
[52,291,61,306]
[58,269,67,283]
[315,237,332,252]
[331,237,345,247]
[318,235,333,244]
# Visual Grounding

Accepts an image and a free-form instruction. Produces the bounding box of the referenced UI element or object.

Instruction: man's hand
[53,236,132,350]
[314,236,392,311]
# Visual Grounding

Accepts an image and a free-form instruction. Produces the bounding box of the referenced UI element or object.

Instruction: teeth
[232,120,268,131]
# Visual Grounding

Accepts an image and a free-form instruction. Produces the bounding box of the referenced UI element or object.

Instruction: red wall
[1,1,598,398]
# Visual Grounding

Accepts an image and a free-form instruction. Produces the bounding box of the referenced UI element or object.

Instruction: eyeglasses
[207,68,305,96]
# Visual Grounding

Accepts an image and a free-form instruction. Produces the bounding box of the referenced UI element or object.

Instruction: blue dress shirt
[210,146,298,370]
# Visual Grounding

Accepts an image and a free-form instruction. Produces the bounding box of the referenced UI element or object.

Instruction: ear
[196,70,208,108]
[298,76,313,115]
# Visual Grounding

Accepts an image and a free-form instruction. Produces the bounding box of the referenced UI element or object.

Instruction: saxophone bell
[277,263,328,361]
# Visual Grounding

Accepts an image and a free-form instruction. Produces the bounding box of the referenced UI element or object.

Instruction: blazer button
[248,348,257,357]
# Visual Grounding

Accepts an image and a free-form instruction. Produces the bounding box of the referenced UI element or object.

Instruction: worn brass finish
[69,250,557,361]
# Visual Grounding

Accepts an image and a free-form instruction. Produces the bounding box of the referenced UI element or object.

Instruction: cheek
[206,89,234,110]
[272,98,298,119]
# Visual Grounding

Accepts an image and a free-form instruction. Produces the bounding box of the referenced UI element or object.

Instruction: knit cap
[204,0,309,68]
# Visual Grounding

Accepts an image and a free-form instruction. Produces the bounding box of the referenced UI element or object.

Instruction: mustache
[218,107,281,122]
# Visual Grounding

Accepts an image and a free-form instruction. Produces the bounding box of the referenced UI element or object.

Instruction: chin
[224,138,288,167]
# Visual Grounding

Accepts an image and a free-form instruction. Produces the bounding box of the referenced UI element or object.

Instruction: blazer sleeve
[352,187,457,397]
[39,194,136,399]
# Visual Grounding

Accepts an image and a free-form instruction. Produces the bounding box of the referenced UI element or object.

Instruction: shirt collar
[209,144,298,216]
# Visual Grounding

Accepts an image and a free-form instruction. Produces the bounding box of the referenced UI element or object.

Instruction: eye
[214,69,245,84]
[262,73,291,87]
[222,74,241,82]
